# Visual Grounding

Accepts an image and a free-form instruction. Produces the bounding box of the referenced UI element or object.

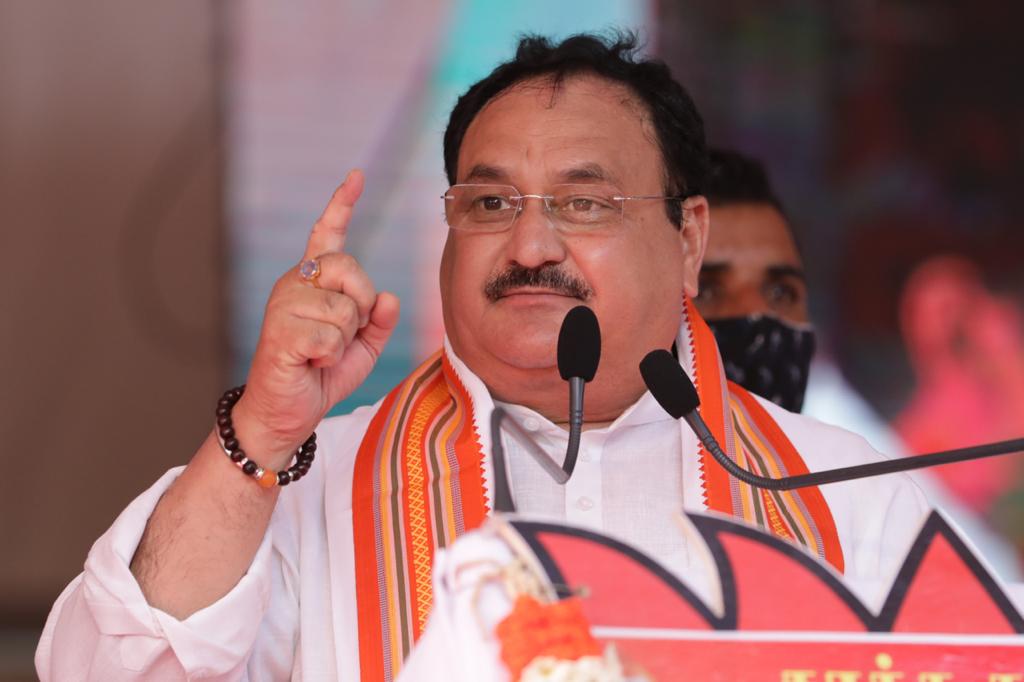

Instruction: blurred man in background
[695,147,1021,580]
[693,148,813,413]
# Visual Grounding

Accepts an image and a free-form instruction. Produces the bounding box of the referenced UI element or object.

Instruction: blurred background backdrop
[2,1,1023,678]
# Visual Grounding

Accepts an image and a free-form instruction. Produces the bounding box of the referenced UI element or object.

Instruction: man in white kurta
[37,33,931,681]
[37,331,929,680]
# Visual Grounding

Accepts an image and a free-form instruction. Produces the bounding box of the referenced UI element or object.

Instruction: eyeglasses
[441,183,687,234]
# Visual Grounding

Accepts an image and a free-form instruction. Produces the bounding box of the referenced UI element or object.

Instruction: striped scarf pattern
[351,352,488,681]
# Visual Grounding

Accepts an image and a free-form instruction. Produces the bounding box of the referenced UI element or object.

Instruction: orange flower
[495,595,602,680]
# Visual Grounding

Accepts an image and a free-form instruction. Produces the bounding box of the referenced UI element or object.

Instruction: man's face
[440,75,708,421]
[694,203,808,324]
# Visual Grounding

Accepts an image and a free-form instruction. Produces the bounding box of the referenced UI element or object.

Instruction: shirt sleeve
[35,467,297,681]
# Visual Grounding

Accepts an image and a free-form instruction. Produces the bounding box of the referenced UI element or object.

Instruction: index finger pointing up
[304,169,365,259]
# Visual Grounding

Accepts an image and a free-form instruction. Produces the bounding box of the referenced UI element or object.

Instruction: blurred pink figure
[895,256,1024,513]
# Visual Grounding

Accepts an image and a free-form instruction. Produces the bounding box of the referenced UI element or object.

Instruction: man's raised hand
[235,170,400,465]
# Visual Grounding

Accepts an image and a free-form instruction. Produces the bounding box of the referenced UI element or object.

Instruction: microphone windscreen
[639,349,700,419]
[557,306,601,382]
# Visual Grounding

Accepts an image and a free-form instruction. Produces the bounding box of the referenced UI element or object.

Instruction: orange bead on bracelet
[257,468,278,488]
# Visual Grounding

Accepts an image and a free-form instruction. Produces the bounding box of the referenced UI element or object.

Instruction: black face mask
[705,315,816,413]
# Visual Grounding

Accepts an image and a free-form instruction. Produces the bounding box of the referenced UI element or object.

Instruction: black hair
[443,31,707,227]
[705,147,803,258]
[704,148,786,216]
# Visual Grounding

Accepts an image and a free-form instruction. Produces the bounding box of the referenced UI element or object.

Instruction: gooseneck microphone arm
[563,377,585,477]
[494,408,571,484]
[686,405,1024,491]
[639,349,1024,491]
[491,407,570,512]
[744,435,1024,490]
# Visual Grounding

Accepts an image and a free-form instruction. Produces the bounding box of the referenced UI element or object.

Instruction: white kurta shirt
[36,339,932,681]
[498,394,693,580]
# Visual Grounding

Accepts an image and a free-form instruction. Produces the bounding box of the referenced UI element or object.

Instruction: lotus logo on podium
[505,511,1024,680]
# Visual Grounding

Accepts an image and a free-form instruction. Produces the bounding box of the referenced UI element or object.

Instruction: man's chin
[494,349,558,371]
[482,331,559,370]
[459,296,583,372]
[477,318,561,371]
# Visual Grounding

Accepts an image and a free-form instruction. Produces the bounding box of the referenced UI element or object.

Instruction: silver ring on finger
[299,258,322,288]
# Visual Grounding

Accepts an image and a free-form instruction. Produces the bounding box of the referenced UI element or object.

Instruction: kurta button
[575,496,594,511]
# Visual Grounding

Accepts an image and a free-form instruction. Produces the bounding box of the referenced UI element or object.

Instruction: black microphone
[639,349,1024,491]
[557,305,601,478]
[490,307,602,512]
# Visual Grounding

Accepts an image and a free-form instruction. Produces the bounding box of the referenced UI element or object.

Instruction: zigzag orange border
[353,352,488,681]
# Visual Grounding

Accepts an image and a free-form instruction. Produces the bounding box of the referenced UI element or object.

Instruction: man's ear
[679,196,709,298]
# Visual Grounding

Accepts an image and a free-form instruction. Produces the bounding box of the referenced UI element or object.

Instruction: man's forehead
[462,161,623,186]
[456,74,658,186]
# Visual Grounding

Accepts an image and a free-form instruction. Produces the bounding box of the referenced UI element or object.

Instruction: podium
[494,511,1024,680]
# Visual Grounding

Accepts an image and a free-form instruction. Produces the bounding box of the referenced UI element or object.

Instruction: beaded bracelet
[215,385,316,488]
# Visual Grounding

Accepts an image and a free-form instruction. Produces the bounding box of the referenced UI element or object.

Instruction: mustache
[484,264,594,302]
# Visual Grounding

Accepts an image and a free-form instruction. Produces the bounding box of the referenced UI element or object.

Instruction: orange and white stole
[681,297,844,572]
[351,300,843,680]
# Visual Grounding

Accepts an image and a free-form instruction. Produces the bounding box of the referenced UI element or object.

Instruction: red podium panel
[509,512,1024,680]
